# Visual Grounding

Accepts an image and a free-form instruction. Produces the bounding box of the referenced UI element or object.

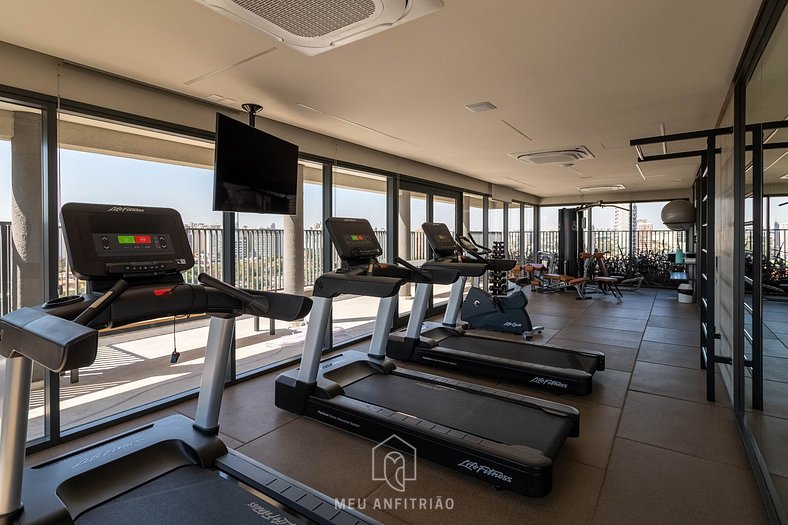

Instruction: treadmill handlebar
[198,273,270,317]
[313,269,404,299]
[425,259,489,278]
[454,236,516,272]
[72,279,129,326]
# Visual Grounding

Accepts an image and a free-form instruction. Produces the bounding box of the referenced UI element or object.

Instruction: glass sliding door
[508,203,521,264]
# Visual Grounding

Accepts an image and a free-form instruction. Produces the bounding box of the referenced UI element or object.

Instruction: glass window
[331,167,388,344]
[234,159,323,376]
[0,102,45,441]
[56,112,220,432]
[507,203,521,263]
[432,194,457,307]
[590,202,631,257]
[538,205,562,255]
[523,204,535,262]
[631,201,686,254]
[488,199,505,252]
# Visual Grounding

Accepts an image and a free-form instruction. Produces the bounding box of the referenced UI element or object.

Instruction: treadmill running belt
[424,327,597,372]
[343,374,573,458]
[76,466,307,525]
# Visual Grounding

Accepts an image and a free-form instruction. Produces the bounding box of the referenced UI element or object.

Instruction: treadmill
[386,222,605,396]
[275,217,579,497]
[0,203,380,525]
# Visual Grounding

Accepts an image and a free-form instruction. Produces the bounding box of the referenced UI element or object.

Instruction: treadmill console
[325,217,383,262]
[61,202,194,280]
[421,222,458,257]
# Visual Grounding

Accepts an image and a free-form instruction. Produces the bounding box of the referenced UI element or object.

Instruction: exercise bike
[455,233,544,340]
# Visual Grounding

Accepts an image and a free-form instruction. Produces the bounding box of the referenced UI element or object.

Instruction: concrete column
[10,111,43,309]
[283,164,305,297]
[398,190,411,297]
[10,112,44,383]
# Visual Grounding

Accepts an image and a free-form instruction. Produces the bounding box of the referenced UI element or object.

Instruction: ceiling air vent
[510,146,595,166]
[196,0,444,55]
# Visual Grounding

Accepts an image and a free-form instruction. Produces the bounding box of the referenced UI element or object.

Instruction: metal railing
[5,224,783,310]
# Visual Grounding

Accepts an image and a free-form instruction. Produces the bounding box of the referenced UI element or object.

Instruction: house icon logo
[371,434,417,492]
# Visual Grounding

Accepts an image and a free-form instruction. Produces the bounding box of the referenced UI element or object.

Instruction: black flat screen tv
[212,112,299,215]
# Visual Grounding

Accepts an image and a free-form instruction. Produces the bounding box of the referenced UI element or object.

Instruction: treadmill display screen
[325,218,383,260]
[421,222,457,253]
[92,233,175,257]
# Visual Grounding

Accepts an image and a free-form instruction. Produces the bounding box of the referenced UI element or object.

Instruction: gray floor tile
[651,305,699,319]
[529,313,574,330]
[764,355,788,383]
[771,475,788,517]
[637,340,699,369]
[630,361,730,407]
[580,304,651,320]
[175,374,299,443]
[642,326,698,347]
[555,323,643,349]
[560,397,621,469]
[745,377,788,419]
[237,417,390,499]
[647,314,700,333]
[617,391,747,468]
[592,439,766,525]
[573,314,648,332]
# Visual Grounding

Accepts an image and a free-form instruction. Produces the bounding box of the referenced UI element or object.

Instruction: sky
[2,140,788,230]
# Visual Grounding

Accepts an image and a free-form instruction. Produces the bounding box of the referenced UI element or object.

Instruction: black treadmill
[275,217,579,497]
[386,222,605,396]
[0,203,380,525]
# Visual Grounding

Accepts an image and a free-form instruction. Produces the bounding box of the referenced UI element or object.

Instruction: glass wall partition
[0,101,46,441]
[741,5,788,521]
[332,167,388,344]
[463,194,484,240]
[56,112,219,432]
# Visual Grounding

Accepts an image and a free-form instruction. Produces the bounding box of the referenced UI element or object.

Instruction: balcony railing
[5,222,785,312]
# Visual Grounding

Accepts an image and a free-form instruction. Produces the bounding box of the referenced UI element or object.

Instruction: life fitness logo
[372,435,417,492]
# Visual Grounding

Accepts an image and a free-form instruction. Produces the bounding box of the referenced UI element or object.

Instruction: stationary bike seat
[515,277,530,287]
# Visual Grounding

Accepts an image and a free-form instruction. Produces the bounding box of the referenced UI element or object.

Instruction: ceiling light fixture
[660,123,667,155]
[577,184,626,193]
[636,164,646,181]
[465,101,497,113]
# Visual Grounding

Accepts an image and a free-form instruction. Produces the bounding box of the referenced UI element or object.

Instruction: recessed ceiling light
[577,184,626,193]
[780,173,788,179]
[636,164,646,181]
[465,101,497,113]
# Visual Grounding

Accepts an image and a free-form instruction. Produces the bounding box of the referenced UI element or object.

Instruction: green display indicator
[117,235,136,244]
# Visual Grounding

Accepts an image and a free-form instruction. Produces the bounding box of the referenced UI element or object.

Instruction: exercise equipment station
[453,231,543,339]
[386,222,605,396]
[0,203,379,525]
[275,217,580,497]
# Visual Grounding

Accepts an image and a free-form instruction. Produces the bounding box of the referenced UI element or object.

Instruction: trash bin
[677,283,693,303]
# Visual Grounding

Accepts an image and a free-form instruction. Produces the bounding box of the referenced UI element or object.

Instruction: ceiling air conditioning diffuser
[196,0,443,55]
[510,146,595,165]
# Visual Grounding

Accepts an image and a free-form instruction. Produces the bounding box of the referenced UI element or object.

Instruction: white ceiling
[0,0,763,198]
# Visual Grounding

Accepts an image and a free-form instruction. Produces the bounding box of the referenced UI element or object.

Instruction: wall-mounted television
[212,112,299,215]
